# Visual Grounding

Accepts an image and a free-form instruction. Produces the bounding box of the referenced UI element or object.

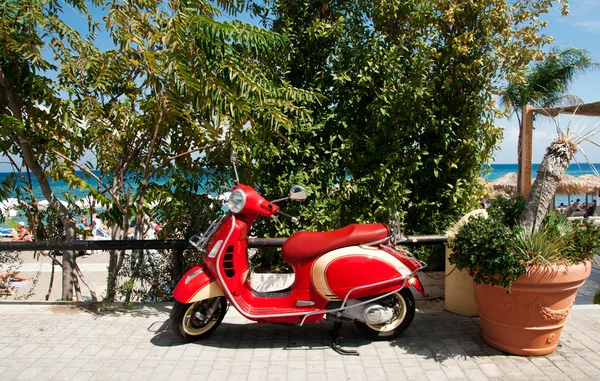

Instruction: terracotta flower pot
[474,260,592,356]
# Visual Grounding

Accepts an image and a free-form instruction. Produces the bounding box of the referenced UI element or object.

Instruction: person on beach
[565,199,580,217]
[80,215,91,229]
[93,217,110,237]
[11,222,31,242]
[0,269,33,295]
[585,200,597,218]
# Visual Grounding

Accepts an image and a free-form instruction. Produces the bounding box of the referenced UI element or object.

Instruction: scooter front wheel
[171,297,228,342]
[354,288,415,340]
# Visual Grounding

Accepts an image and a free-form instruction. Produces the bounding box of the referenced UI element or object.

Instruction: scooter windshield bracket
[189,214,227,252]
[387,209,407,246]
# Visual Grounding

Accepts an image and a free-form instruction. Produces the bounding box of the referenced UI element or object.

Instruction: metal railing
[0,235,447,252]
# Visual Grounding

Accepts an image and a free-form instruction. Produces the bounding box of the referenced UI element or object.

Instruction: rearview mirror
[289,185,307,201]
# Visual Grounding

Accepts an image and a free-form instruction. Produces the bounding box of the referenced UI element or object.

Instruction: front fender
[173,264,224,304]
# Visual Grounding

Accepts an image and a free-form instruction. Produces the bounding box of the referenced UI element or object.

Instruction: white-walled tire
[171,297,227,342]
[354,288,415,340]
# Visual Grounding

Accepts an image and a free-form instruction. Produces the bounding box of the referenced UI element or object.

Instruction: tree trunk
[106,224,123,302]
[18,137,77,300]
[62,226,77,300]
[520,152,570,232]
[74,261,98,301]
[45,259,56,301]
[2,70,78,301]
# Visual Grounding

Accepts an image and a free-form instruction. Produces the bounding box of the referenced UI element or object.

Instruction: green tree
[0,0,102,300]
[1,0,317,300]
[241,0,570,252]
[520,122,600,232]
[46,0,317,301]
[500,46,598,191]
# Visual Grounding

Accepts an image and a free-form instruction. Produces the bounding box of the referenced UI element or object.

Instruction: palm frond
[513,214,573,266]
[501,47,599,113]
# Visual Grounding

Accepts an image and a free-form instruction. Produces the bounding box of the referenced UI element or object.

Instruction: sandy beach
[1,248,111,302]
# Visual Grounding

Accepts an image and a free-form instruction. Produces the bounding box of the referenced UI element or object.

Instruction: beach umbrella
[489,172,518,194]
[554,174,577,195]
[36,200,50,211]
[0,198,18,217]
[75,196,104,211]
[479,178,494,195]
[572,174,600,194]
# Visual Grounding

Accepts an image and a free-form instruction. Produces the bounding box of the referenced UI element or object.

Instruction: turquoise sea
[484,163,599,208]
[1,163,598,228]
[482,163,599,181]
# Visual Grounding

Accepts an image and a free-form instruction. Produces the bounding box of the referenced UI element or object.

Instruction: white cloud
[492,125,519,164]
[569,0,600,17]
[493,113,600,164]
[575,21,600,33]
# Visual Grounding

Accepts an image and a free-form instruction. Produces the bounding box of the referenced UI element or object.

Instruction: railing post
[172,248,184,283]
[518,104,533,198]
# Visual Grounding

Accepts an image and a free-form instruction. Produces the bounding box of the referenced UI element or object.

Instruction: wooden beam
[518,104,533,198]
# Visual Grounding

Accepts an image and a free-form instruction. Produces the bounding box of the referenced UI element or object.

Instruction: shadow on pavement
[149,301,505,362]
[36,301,174,318]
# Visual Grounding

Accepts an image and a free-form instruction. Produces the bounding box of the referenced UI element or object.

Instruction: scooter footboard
[173,265,224,304]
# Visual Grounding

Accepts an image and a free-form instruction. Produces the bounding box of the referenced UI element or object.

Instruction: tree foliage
[1,0,318,299]
[501,47,598,115]
[0,0,103,300]
[239,0,569,252]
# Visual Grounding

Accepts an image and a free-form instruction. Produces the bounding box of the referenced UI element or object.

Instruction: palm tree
[500,47,598,194]
[520,119,599,232]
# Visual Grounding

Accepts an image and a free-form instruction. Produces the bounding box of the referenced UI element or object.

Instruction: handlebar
[275,210,299,224]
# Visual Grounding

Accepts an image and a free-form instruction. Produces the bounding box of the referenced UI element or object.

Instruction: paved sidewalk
[0,301,599,381]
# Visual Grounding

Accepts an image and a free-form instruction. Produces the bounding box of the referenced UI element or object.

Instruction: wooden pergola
[518,102,600,198]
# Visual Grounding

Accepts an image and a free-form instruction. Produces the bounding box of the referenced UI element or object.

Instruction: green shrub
[568,219,600,263]
[450,197,600,290]
[486,195,525,228]
[411,245,445,272]
[449,215,522,288]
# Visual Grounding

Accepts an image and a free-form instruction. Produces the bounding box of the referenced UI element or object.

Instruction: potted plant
[450,123,600,356]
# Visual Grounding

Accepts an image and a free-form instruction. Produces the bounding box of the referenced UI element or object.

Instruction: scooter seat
[282,223,389,262]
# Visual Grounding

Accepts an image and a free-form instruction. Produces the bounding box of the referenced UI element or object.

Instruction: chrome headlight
[227,189,247,213]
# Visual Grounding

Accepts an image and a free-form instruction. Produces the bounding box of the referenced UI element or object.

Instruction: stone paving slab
[0,301,599,381]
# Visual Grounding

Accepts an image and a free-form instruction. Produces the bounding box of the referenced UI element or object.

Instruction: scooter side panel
[312,246,413,301]
[173,265,224,304]
[204,216,250,297]
[380,246,427,296]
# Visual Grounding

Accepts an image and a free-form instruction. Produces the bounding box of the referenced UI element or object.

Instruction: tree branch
[49,148,125,214]
[148,143,222,181]
[0,68,23,121]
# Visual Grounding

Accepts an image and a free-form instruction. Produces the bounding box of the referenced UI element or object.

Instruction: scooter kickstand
[329,321,359,356]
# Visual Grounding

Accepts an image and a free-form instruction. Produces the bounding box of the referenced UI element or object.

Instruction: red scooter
[171,157,425,354]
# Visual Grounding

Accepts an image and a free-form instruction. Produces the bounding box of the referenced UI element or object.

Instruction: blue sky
[2,1,599,172]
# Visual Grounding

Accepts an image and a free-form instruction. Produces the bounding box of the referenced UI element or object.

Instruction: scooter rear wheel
[354,288,415,340]
[171,297,228,342]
